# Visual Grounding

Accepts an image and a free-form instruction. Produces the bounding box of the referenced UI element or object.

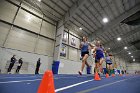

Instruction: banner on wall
[71,37,76,46]
[60,44,66,57]
[62,32,67,43]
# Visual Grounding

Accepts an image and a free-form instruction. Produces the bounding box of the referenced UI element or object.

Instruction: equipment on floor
[38,70,55,93]
[94,72,101,80]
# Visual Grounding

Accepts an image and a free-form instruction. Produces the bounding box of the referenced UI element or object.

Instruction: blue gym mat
[0,74,140,93]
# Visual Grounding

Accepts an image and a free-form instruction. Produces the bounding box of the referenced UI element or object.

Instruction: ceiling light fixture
[117,37,121,41]
[102,18,109,23]
[131,56,133,58]
[128,52,131,55]
[79,27,82,30]
[38,0,41,2]
[124,46,128,50]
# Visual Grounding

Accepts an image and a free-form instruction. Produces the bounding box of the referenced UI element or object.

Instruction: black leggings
[7,63,15,72]
[16,66,21,73]
[35,67,40,74]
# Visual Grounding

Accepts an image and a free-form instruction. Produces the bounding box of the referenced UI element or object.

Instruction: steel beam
[91,3,140,40]
[58,0,88,28]
[104,26,140,48]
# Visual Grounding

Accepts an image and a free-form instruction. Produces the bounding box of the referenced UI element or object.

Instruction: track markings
[0,79,41,84]
[55,79,94,92]
[55,76,139,93]
[76,76,139,93]
[0,76,42,79]
[76,79,128,93]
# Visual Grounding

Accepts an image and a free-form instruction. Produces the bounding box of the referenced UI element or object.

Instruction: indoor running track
[0,74,140,93]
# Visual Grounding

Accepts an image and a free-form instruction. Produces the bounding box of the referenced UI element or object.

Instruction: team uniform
[95,47,104,63]
[106,56,112,65]
[81,42,89,57]
[105,55,114,75]
[78,41,90,75]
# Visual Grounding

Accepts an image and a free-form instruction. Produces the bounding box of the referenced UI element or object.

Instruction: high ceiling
[18,0,140,62]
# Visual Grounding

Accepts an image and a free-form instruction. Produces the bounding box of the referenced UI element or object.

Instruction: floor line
[55,79,94,92]
[0,75,96,80]
[76,79,127,93]
[0,76,42,79]
[76,76,139,93]
[0,76,96,84]
[0,79,41,84]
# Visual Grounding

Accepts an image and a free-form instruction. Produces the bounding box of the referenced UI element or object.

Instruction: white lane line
[76,79,128,93]
[0,77,93,84]
[0,76,77,80]
[0,75,105,84]
[55,79,94,92]
[0,76,42,79]
[0,76,89,80]
[55,76,138,92]
[76,76,139,93]
[0,79,41,84]
[0,75,94,80]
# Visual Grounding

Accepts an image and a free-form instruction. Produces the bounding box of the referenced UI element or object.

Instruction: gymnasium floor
[0,74,140,93]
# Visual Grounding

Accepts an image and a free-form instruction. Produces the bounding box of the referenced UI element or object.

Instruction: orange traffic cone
[106,73,109,78]
[38,70,55,93]
[94,73,101,80]
[112,74,115,77]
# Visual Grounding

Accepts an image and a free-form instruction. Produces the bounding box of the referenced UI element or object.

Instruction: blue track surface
[0,74,140,93]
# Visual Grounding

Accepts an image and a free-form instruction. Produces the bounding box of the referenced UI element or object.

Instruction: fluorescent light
[131,56,133,58]
[38,0,41,2]
[117,37,121,41]
[102,18,109,23]
[79,27,82,30]
[133,59,135,62]
[124,46,128,50]
[128,52,131,55]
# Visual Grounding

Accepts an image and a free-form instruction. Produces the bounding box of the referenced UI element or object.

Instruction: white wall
[0,0,56,74]
[126,62,140,74]
[59,52,94,74]
[59,59,86,74]
[113,55,126,70]
[58,30,86,74]
[0,47,53,74]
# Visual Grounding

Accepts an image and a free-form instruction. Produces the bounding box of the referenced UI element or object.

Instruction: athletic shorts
[81,51,89,57]
[106,60,112,65]
[107,63,112,65]
[95,53,104,63]
[95,58,98,63]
